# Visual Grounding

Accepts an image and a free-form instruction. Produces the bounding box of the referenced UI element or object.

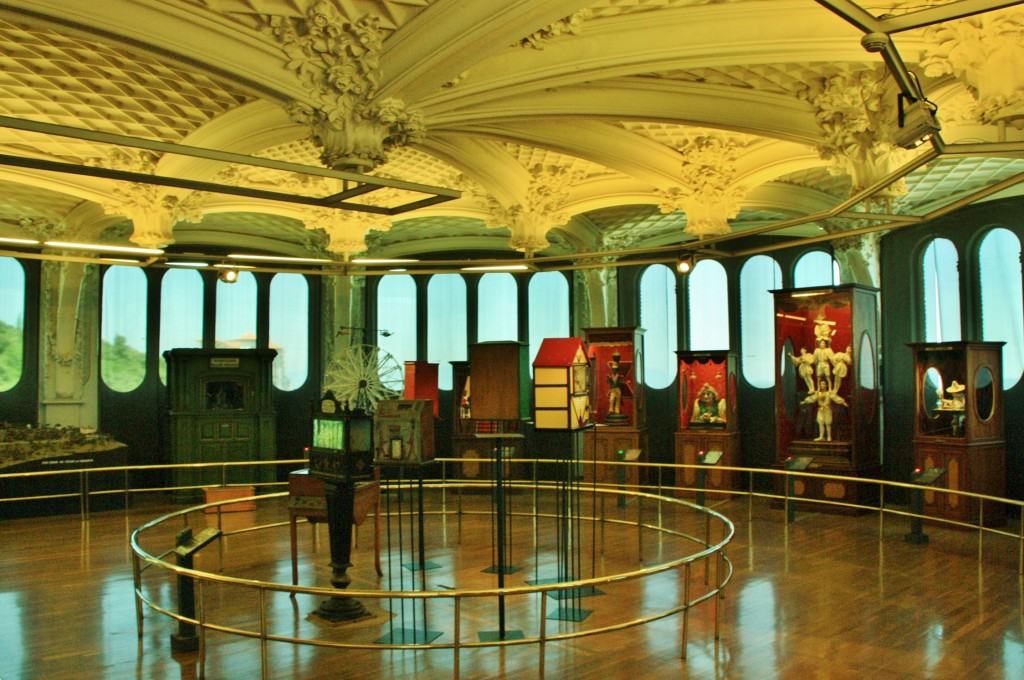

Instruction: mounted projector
[895,98,941,150]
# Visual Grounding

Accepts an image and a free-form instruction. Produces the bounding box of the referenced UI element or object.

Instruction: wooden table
[287,469,382,585]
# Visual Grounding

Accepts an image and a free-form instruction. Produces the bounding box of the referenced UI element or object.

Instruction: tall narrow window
[980,228,1024,389]
[0,257,26,391]
[159,268,204,383]
[794,250,840,288]
[640,264,677,389]
[427,274,467,390]
[688,259,729,351]
[215,270,257,348]
[740,255,782,388]
[269,273,309,391]
[376,274,417,365]
[921,237,961,342]
[528,272,570,373]
[477,273,518,342]
[101,266,147,392]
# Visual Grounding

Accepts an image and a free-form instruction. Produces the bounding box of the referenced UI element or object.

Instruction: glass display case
[674,351,739,497]
[773,284,880,507]
[583,327,647,488]
[908,341,1005,524]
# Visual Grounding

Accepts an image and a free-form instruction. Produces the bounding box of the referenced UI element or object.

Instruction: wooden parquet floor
[1,490,1022,680]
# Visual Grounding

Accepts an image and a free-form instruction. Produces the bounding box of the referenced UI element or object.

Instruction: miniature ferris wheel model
[323,344,404,414]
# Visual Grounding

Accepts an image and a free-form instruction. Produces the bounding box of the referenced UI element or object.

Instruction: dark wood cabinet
[164,349,277,497]
[909,341,1005,525]
[674,351,740,497]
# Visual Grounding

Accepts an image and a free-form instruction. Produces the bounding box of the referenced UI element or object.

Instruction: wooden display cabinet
[908,341,1005,525]
[583,327,647,488]
[449,358,525,483]
[772,285,880,509]
[674,351,740,498]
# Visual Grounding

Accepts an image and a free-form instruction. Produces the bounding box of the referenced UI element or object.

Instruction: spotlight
[894,97,941,150]
[676,252,695,275]
[218,267,239,283]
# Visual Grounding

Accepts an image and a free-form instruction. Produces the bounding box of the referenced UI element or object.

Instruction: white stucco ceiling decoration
[0,0,1020,270]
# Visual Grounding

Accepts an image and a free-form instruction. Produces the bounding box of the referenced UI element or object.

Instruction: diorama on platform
[674,351,740,497]
[773,285,880,507]
[908,341,1005,525]
[583,327,647,488]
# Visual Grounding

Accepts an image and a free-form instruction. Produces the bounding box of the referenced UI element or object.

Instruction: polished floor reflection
[1,492,1022,679]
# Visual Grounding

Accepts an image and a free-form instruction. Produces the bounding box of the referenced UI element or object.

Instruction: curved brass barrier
[129,482,735,679]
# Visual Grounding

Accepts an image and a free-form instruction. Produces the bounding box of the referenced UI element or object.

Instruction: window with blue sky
[377,274,417,365]
[158,268,204,383]
[477,273,518,342]
[0,257,25,391]
[740,255,782,388]
[269,273,309,391]
[427,273,467,390]
[215,270,257,349]
[640,264,677,389]
[980,228,1023,389]
[101,266,147,392]
[528,271,569,374]
[922,237,961,342]
[794,250,840,288]
[688,259,729,351]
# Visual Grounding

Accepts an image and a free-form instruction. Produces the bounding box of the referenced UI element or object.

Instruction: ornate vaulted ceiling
[0,0,1021,274]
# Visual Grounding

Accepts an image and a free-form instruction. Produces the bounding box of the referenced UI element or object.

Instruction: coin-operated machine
[306,391,376,623]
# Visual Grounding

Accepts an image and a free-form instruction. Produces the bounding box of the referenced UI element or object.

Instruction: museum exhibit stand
[908,341,1006,525]
[164,348,277,497]
[583,327,647,489]
[772,284,880,509]
[674,351,740,498]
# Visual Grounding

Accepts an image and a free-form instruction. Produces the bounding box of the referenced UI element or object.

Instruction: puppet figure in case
[674,351,740,497]
[773,285,880,506]
[373,400,435,465]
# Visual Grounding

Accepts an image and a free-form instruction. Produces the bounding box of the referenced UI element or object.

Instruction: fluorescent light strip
[350,257,420,264]
[45,240,164,255]
[461,264,531,271]
[0,237,40,245]
[228,253,334,264]
[165,261,210,268]
[213,262,255,269]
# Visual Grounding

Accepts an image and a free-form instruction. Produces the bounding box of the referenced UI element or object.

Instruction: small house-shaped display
[533,337,591,430]
[373,399,435,465]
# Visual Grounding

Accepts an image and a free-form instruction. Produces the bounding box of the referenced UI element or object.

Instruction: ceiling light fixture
[676,252,695,274]
[0,236,40,245]
[350,257,421,264]
[894,96,941,150]
[164,261,210,268]
[218,267,239,284]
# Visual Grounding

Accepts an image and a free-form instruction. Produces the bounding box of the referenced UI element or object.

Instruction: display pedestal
[584,425,646,489]
[675,430,740,499]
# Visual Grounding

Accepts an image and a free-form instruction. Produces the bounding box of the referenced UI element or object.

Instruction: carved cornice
[265,3,425,171]
[661,135,747,237]
[921,9,1024,127]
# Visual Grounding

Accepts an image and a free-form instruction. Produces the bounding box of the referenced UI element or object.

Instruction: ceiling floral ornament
[87,149,207,248]
[920,9,1024,127]
[671,135,747,238]
[481,164,583,256]
[264,2,425,171]
[518,10,592,49]
[303,207,391,260]
[799,68,909,202]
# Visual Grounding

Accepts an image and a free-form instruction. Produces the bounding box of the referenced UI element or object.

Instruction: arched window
[269,273,309,391]
[921,237,961,342]
[640,264,677,389]
[980,228,1024,389]
[528,272,570,374]
[794,251,840,288]
[159,268,204,383]
[740,255,782,388]
[376,274,417,365]
[101,266,147,392]
[215,270,257,348]
[688,259,729,351]
[477,273,518,342]
[0,257,26,391]
[427,274,467,390]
